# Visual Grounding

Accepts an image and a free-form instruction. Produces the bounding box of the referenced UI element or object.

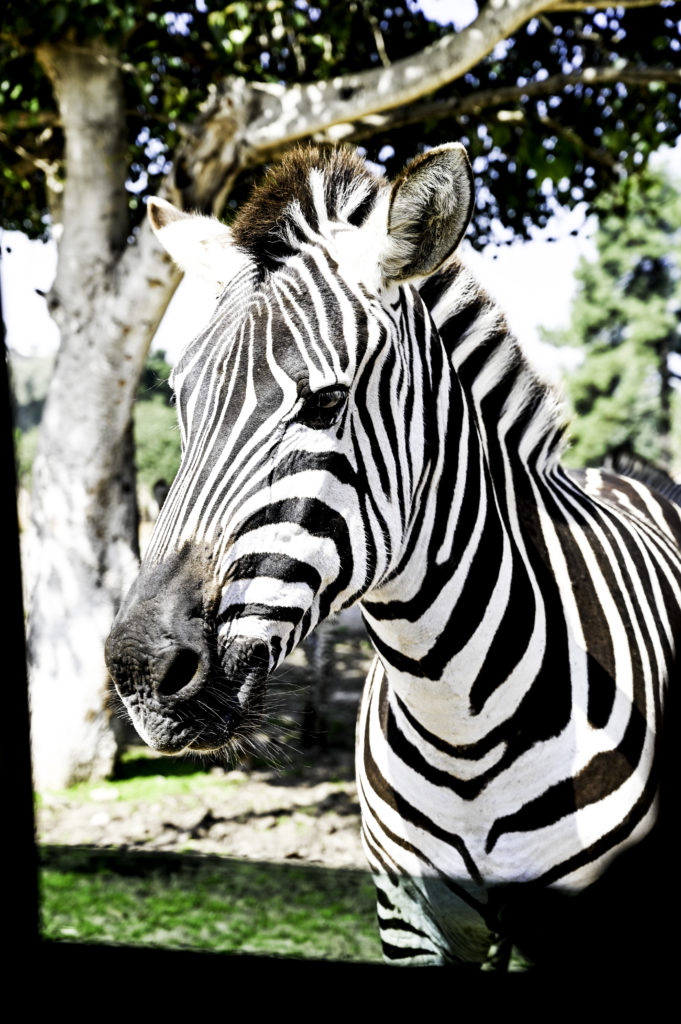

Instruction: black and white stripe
[107,144,681,968]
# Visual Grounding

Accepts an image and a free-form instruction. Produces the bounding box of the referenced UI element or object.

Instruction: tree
[2,0,680,788]
[134,349,181,502]
[546,169,681,469]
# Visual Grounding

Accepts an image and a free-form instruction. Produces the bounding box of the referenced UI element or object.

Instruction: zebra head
[106,144,474,758]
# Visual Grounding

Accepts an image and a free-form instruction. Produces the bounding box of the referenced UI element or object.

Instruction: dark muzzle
[105,547,269,755]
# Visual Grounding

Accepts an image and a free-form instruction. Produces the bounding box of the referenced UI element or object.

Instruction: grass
[38,749,382,964]
[40,846,381,963]
[41,748,245,806]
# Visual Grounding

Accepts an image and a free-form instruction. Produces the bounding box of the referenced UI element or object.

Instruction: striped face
[105,143,474,757]
[149,250,413,664]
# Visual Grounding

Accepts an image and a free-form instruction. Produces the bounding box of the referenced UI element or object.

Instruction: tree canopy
[8,0,681,789]
[545,167,681,469]
[2,1,681,247]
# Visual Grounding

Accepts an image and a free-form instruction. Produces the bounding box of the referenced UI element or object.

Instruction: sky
[2,230,60,356]
[464,206,593,382]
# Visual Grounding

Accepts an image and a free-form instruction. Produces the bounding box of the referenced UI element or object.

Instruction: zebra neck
[360,261,566,745]
[426,258,566,478]
[359,452,545,749]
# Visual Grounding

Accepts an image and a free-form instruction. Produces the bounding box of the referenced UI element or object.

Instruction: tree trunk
[24,7,545,790]
[27,40,181,789]
[29,0,643,789]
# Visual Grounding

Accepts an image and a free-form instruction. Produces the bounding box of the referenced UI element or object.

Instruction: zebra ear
[147,197,246,288]
[381,143,474,284]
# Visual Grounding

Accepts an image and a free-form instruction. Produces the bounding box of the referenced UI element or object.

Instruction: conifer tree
[547,171,681,471]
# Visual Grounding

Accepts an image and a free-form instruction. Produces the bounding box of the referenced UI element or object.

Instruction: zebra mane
[233,145,567,470]
[231,146,386,273]
[603,447,681,506]
[420,257,569,470]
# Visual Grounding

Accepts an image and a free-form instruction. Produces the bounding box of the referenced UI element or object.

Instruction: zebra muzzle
[106,609,271,754]
[105,546,275,754]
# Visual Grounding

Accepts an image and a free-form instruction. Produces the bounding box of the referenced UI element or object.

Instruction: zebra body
[106,144,681,967]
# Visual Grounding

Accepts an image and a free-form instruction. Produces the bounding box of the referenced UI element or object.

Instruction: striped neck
[361,259,566,743]
[426,258,566,476]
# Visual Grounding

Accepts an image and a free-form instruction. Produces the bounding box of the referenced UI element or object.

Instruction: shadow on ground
[40,843,381,963]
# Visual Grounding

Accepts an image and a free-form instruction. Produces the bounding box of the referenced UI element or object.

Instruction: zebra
[106,143,681,969]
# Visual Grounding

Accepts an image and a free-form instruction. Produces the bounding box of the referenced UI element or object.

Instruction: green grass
[42,749,244,806]
[40,846,381,963]
[38,749,381,963]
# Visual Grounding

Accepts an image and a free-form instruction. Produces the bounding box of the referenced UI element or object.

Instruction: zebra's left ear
[147,197,247,288]
[381,143,474,285]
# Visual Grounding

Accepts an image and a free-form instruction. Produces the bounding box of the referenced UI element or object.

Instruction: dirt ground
[37,616,375,871]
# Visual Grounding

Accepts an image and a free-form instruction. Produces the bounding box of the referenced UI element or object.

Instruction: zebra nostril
[156,648,202,698]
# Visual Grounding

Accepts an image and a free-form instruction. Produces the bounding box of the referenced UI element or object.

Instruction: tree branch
[454,65,681,114]
[170,0,553,206]
[174,0,675,207]
[360,0,391,69]
[308,64,680,148]
[550,0,665,9]
[244,0,552,149]
[0,129,62,182]
[0,109,60,131]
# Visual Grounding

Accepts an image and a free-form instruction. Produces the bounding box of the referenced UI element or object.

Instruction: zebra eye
[298,386,348,429]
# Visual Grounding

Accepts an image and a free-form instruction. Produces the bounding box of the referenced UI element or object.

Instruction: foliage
[134,349,181,493]
[13,423,39,488]
[0,0,444,236]
[8,348,181,492]
[8,351,51,487]
[138,348,175,404]
[545,170,681,469]
[2,1,681,247]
